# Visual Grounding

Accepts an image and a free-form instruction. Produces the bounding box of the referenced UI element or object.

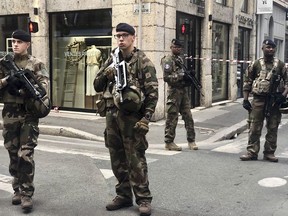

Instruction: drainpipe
[138,0,142,49]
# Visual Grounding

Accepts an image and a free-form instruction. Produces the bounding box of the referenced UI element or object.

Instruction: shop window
[211,22,229,102]
[50,9,112,111]
[215,0,226,6]
[241,0,248,13]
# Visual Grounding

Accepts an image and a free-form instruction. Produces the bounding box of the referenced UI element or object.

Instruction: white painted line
[146,148,181,155]
[100,169,114,179]
[212,141,246,153]
[0,174,13,194]
[0,174,13,183]
[258,177,287,187]
[36,145,111,161]
[0,182,14,194]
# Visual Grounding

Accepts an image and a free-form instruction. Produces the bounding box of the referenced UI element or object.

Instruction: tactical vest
[252,58,279,95]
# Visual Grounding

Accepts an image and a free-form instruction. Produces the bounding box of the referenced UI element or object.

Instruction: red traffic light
[181,23,189,35]
[29,21,39,33]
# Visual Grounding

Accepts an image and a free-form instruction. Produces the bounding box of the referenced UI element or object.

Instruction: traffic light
[181,23,189,35]
[28,21,39,33]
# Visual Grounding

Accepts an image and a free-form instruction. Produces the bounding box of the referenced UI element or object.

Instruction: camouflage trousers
[247,96,281,156]
[2,103,39,197]
[165,87,195,143]
[104,107,152,204]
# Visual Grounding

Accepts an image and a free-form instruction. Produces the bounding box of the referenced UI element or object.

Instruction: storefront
[211,22,229,102]
[237,27,250,98]
[176,12,202,108]
[50,9,112,111]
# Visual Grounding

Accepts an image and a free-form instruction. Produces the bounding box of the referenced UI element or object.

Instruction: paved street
[1,101,288,215]
[1,112,288,215]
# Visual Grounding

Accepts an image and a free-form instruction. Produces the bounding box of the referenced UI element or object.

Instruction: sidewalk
[0,99,248,146]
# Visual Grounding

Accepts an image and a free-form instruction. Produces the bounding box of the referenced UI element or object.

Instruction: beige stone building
[0,0,287,120]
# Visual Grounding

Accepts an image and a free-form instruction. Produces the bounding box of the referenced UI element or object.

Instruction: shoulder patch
[145,72,151,79]
[164,64,170,70]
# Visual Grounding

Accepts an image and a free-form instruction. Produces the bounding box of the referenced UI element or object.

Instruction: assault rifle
[175,58,203,96]
[113,47,127,103]
[264,72,281,117]
[0,54,49,109]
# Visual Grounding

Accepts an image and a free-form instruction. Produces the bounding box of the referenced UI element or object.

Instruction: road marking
[100,169,114,179]
[0,174,13,194]
[36,145,111,161]
[258,177,287,187]
[212,141,246,153]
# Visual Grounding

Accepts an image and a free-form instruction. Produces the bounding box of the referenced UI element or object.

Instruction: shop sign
[133,3,151,14]
[256,0,273,14]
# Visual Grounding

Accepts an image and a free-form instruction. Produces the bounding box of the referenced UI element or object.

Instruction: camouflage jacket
[243,57,288,95]
[161,54,186,88]
[0,53,49,103]
[94,47,158,115]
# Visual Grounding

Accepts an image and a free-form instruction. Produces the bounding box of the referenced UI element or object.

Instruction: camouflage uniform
[94,48,158,204]
[243,57,288,156]
[0,54,49,197]
[161,54,196,144]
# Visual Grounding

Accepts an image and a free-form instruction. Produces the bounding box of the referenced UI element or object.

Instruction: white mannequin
[86,45,102,96]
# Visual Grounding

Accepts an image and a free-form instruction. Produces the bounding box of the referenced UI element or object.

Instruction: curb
[39,125,105,142]
[0,120,104,142]
[197,119,248,146]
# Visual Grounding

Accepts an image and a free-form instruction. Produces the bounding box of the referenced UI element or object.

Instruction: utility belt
[253,94,267,99]
[96,97,115,117]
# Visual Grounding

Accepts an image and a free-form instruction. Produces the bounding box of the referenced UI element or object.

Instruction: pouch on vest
[252,70,271,94]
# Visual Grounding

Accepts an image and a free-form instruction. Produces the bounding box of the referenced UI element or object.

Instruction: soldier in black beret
[115,23,135,35]
[240,38,288,162]
[262,39,276,48]
[0,29,49,212]
[171,38,183,47]
[161,38,198,152]
[12,30,31,42]
[95,22,157,216]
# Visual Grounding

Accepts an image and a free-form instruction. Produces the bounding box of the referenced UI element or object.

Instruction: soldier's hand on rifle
[134,117,149,135]
[6,75,24,96]
[275,94,286,106]
[7,75,23,88]
[104,67,116,81]
[243,99,252,111]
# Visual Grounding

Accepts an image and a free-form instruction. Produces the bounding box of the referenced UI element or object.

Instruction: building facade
[0,0,287,120]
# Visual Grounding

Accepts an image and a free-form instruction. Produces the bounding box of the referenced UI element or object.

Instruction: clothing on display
[86,45,102,96]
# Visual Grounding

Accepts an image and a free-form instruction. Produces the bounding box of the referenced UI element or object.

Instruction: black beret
[262,39,276,48]
[12,30,31,42]
[116,23,135,35]
[171,39,183,47]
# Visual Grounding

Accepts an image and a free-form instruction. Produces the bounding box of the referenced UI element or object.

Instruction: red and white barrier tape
[185,56,252,64]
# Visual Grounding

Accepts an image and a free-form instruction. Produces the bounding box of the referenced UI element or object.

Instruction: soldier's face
[262,45,276,57]
[115,31,135,50]
[171,45,182,55]
[12,39,30,55]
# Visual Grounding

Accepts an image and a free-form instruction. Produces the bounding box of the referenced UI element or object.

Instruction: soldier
[94,23,158,216]
[0,30,50,211]
[240,39,288,162]
[161,39,198,151]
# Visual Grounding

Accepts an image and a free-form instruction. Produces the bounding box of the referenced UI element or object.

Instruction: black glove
[275,94,286,106]
[7,75,23,88]
[7,75,23,96]
[243,99,252,111]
